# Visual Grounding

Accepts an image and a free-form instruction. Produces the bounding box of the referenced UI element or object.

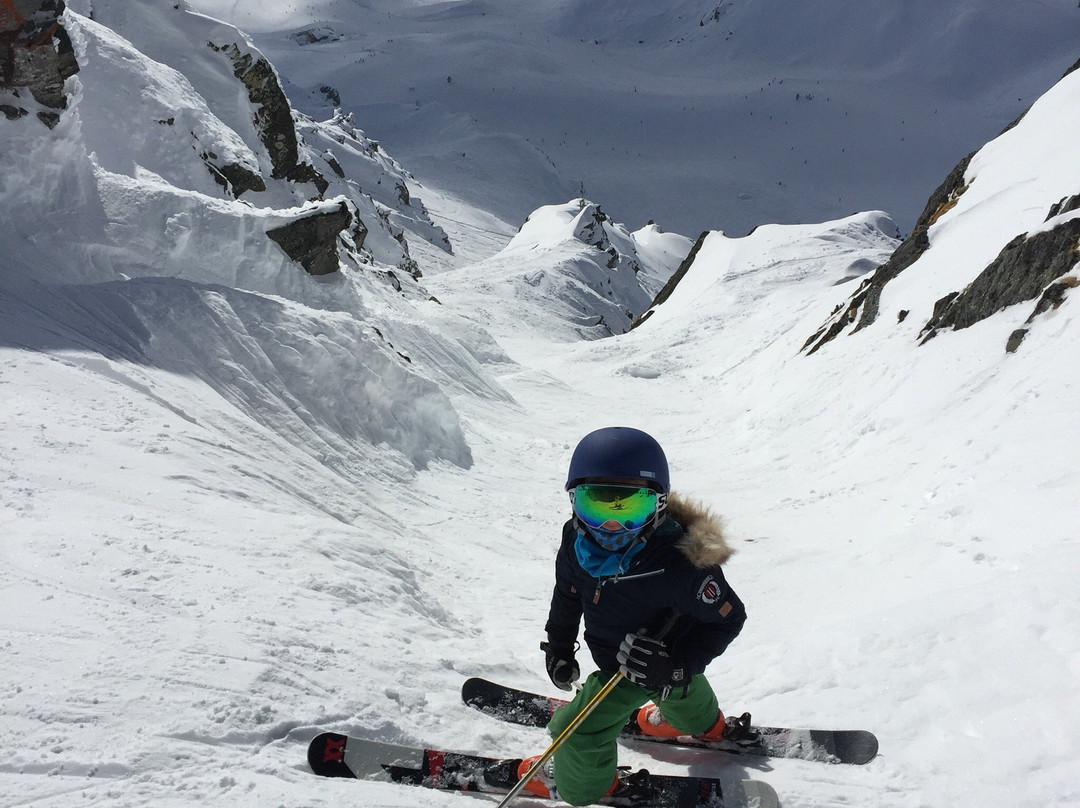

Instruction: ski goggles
[571,484,658,533]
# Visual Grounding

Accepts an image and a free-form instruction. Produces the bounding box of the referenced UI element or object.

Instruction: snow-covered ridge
[802,61,1080,356]
[66,2,449,269]
[0,0,510,479]
[639,61,1080,361]
[631,211,900,335]
[507,199,690,295]
[429,199,691,342]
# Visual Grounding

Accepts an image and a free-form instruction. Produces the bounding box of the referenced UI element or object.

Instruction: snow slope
[3,4,1080,808]
[189,0,1080,235]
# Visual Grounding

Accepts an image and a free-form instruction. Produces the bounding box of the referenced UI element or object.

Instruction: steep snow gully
[2,3,1080,808]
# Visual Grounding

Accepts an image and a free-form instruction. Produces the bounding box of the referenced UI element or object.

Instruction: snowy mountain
[427,200,692,341]
[2,3,1080,808]
[1,2,518,485]
[187,0,1080,236]
[802,58,1080,357]
[640,56,1080,361]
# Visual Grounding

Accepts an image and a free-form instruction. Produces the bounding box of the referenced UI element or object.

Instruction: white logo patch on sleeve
[696,575,722,605]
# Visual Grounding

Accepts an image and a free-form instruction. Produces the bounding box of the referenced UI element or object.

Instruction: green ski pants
[546,671,719,806]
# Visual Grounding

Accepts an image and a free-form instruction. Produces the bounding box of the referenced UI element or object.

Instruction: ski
[308,732,779,808]
[462,677,878,766]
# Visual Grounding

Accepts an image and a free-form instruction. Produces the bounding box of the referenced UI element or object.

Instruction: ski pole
[494,669,624,808]
[496,609,681,808]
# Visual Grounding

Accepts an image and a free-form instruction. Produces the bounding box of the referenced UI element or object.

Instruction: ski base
[308,732,779,808]
[462,677,878,766]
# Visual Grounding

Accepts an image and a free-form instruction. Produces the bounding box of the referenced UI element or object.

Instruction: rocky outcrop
[1046,194,1080,221]
[209,158,266,197]
[191,133,267,198]
[920,216,1080,348]
[569,201,642,277]
[266,201,352,276]
[631,230,708,329]
[1007,269,1078,352]
[572,203,634,271]
[803,151,974,354]
[208,41,328,194]
[0,0,79,127]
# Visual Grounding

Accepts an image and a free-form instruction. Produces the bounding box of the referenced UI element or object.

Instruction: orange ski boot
[516,757,631,802]
[636,703,727,741]
[515,755,557,799]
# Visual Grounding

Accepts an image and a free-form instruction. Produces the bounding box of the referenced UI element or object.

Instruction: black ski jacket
[544,493,746,676]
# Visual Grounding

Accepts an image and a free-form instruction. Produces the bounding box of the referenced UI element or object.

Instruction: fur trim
[666,492,734,568]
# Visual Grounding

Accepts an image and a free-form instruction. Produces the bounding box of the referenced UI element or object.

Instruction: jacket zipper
[592,567,666,604]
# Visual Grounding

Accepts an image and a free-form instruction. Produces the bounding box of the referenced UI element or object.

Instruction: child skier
[519,426,747,805]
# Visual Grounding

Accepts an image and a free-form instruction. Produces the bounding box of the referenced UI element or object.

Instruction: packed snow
[2,3,1080,808]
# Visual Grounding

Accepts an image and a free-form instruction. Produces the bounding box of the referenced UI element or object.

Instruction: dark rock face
[1028,274,1079,320]
[0,0,79,127]
[324,151,345,178]
[213,160,266,197]
[319,84,340,105]
[803,152,974,354]
[350,213,368,254]
[266,201,352,276]
[920,217,1080,344]
[208,41,328,194]
[1004,272,1079,354]
[1046,195,1080,221]
[196,139,267,198]
[631,230,708,329]
[1005,328,1028,353]
[1,102,28,118]
[576,206,609,249]
[572,202,642,281]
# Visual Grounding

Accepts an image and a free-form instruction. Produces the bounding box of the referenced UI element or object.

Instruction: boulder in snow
[0,0,79,126]
[266,201,352,276]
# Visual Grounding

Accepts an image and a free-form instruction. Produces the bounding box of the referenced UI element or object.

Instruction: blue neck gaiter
[574,528,647,578]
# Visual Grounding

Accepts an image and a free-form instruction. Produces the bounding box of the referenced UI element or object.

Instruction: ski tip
[725,779,781,808]
[308,732,356,778]
[461,677,487,702]
[836,730,879,765]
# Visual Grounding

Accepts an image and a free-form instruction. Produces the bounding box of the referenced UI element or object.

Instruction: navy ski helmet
[565,427,670,494]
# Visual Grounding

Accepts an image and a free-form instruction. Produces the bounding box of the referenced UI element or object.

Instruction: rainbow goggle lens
[571,484,659,533]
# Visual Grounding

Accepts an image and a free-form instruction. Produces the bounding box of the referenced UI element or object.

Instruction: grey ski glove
[617,630,686,698]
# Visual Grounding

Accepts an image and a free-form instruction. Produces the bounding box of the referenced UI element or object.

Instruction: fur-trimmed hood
[666,491,734,568]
